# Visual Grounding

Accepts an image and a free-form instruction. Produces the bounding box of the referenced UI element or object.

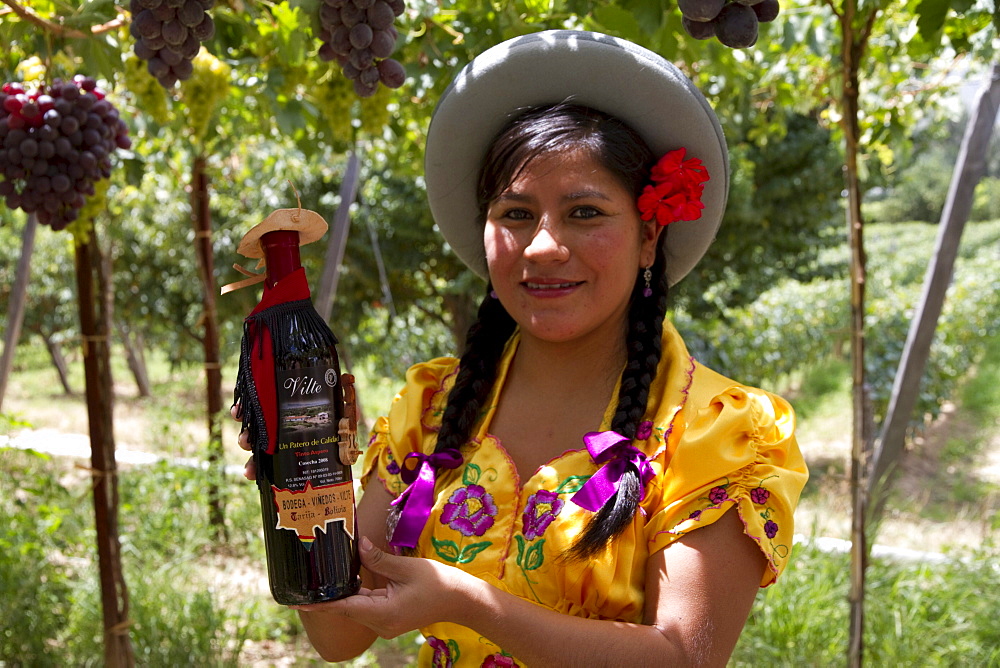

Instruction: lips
[523,281,582,290]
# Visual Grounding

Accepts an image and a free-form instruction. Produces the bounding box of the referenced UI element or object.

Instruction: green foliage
[0,450,287,665]
[675,112,843,317]
[732,542,1000,665]
[678,220,1000,430]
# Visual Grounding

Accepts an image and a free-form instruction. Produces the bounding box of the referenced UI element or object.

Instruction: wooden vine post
[190,153,226,534]
[74,228,134,667]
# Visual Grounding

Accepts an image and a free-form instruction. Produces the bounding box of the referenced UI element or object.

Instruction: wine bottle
[240,228,361,605]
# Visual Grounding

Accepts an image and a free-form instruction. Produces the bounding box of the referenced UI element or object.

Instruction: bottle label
[272,364,355,546]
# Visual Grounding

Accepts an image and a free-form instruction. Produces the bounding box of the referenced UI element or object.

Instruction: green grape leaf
[432,538,461,563]
[457,541,492,564]
[523,539,546,571]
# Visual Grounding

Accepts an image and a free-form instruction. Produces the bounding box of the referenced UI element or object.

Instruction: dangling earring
[489,290,498,300]
[642,267,653,298]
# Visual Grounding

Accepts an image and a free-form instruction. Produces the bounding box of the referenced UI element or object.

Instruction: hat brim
[237,208,329,259]
[424,30,729,287]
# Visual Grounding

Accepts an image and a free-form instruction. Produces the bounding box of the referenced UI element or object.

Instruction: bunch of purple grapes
[128,0,216,89]
[679,0,780,48]
[0,77,131,231]
[316,0,407,97]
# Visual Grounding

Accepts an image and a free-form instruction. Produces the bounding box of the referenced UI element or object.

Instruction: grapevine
[178,48,231,143]
[315,0,407,98]
[679,0,780,48]
[0,77,131,231]
[128,0,217,89]
[123,54,171,125]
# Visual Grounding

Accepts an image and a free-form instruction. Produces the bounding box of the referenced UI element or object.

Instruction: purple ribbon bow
[571,430,655,512]
[388,449,463,548]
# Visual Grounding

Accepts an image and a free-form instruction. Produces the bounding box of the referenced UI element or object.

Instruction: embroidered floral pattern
[386,453,401,476]
[636,420,653,440]
[482,652,520,667]
[708,485,729,505]
[522,489,564,541]
[441,484,497,537]
[750,486,770,505]
[764,519,779,539]
[427,636,458,668]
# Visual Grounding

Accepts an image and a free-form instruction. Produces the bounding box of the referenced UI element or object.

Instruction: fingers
[244,456,257,481]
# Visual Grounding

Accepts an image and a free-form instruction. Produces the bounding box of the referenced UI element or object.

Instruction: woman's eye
[502,208,532,221]
[572,206,602,219]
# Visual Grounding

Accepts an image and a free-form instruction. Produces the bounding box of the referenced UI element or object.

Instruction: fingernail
[360,536,373,551]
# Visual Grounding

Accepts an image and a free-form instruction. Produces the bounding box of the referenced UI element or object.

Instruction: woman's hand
[229,403,256,480]
[292,537,472,639]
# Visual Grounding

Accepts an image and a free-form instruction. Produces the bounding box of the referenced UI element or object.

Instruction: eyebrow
[493,189,613,204]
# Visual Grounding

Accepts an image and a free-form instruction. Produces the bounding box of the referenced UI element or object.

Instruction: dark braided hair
[389,103,670,554]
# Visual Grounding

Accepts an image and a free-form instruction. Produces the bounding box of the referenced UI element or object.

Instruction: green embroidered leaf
[432,537,461,563]
[448,639,461,662]
[554,475,590,495]
[463,463,482,486]
[523,539,546,571]
[514,534,527,567]
[457,541,492,564]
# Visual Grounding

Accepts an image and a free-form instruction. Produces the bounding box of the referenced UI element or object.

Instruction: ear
[639,219,664,268]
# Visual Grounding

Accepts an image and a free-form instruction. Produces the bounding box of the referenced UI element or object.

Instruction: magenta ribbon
[388,449,463,548]
[571,430,655,512]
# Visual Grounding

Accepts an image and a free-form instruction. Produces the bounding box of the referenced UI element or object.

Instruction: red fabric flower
[637,148,710,226]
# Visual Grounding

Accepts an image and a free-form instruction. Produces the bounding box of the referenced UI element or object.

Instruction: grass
[2,330,1000,665]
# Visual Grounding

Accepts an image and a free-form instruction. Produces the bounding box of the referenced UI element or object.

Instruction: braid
[569,240,669,560]
[434,288,516,454]
[386,287,515,546]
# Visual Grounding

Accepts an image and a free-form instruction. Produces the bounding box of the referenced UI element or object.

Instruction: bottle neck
[261,230,302,289]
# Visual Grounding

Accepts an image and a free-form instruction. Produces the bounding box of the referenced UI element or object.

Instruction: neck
[511,325,628,402]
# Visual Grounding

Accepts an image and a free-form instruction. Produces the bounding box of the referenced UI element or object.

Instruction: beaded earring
[642,267,653,298]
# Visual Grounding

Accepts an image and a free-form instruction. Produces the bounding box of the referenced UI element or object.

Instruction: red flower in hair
[637,148,710,226]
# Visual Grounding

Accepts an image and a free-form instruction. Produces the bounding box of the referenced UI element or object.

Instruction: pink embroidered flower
[637,148,710,226]
[427,636,453,668]
[764,519,779,539]
[522,489,564,540]
[441,484,497,537]
[708,485,729,505]
[482,653,520,667]
[635,421,653,440]
[750,487,770,505]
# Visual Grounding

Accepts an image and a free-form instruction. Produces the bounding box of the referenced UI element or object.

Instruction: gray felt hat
[424,30,729,287]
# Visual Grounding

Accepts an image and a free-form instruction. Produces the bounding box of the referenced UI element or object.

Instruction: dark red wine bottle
[254,229,361,605]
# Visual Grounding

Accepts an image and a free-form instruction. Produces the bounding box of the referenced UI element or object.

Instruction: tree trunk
[869,62,1000,504]
[0,213,37,413]
[74,231,134,667]
[117,321,151,398]
[41,332,74,395]
[190,153,226,535]
[839,3,874,666]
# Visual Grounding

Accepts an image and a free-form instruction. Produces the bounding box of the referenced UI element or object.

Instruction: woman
[237,30,807,666]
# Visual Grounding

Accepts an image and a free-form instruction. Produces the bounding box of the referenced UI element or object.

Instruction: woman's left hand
[292,537,472,639]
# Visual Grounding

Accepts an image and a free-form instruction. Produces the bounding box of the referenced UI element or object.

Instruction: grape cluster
[128,0,216,89]
[679,0,780,48]
[316,0,407,98]
[0,77,131,231]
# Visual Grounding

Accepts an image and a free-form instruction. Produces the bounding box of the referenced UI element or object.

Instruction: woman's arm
[297,505,765,667]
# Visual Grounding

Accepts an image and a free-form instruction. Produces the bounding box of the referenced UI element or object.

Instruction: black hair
[389,103,669,557]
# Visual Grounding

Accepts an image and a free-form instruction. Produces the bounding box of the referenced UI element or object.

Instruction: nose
[524,220,569,262]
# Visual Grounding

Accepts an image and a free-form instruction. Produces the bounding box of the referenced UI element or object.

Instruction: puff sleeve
[643,364,808,587]
[360,357,460,498]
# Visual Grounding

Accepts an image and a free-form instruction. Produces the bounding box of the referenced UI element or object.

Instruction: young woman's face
[484,148,661,348]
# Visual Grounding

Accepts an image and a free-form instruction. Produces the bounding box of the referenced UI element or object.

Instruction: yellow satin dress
[361,320,808,667]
